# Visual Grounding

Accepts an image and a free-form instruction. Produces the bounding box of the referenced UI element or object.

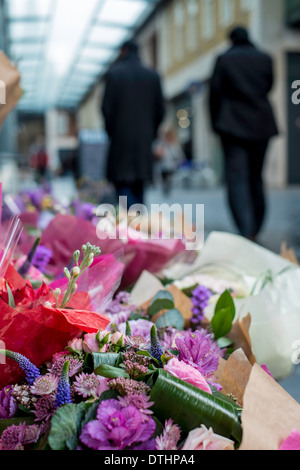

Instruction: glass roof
[5,0,159,112]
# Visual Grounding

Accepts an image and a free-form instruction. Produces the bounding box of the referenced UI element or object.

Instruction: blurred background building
[0,0,300,192]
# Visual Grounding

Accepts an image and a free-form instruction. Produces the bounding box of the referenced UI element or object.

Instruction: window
[174,0,185,62]
[202,0,216,41]
[219,0,235,26]
[187,0,199,52]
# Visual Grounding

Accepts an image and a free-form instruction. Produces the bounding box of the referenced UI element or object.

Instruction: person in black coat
[101,41,165,207]
[209,27,278,240]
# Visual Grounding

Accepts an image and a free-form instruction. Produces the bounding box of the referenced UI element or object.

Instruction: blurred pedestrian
[101,40,165,207]
[209,26,278,241]
[30,136,49,183]
[153,127,185,195]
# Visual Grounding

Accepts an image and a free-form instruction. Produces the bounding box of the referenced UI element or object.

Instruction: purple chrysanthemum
[49,356,83,377]
[79,399,156,450]
[175,330,224,386]
[156,419,181,450]
[55,361,72,408]
[190,285,212,328]
[33,395,56,422]
[0,386,18,419]
[150,325,164,366]
[0,350,41,385]
[73,373,102,398]
[30,374,59,396]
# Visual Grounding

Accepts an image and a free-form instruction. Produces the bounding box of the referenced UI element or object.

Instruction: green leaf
[155,308,185,330]
[94,364,130,379]
[6,283,15,309]
[150,370,242,443]
[215,290,235,319]
[48,402,87,450]
[91,352,121,368]
[147,290,174,317]
[211,290,236,340]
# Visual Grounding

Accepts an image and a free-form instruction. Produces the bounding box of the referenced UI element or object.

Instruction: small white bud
[72,266,81,278]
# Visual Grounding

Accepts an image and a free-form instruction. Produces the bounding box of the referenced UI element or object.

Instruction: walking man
[102,41,165,207]
[209,27,278,240]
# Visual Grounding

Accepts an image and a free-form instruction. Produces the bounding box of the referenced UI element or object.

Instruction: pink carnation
[182,425,235,450]
[280,429,300,450]
[83,332,109,354]
[164,358,212,394]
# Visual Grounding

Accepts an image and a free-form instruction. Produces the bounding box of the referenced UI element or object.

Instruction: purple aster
[33,395,56,422]
[32,245,52,273]
[190,285,212,329]
[175,330,224,385]
[30,374,59,396]
[0,386,18,419]
[0,350,41,385]
[79,399,156,450]
[150,325,164,366]
[73,373,103,398]
[55,361,72,408]
[156,419,181,450]
[49,355,83,377]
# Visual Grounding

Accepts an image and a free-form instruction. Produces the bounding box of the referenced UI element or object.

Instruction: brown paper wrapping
[280,242,299,265]
[228,314,256,366]
[240,364,300,450]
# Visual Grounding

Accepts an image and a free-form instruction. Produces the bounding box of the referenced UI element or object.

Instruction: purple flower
[0,386,18,419]
[30,374,59,396]
[32,245,52,273]
[49,355,83,377]
[190,285,212,328]
[156,419,181,450]
[117,394,154,422]
[33,395,56,422]
[1,350,41,385]
[108,377,150,397]
[0,423,41,450]
[175,330,224,386]
[150,325,163,366]
[55,361,72,408]
[119,319,154,341]
[79,399,156,450]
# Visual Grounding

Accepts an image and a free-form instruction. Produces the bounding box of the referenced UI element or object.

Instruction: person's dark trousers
[220,135,269,239]
[114,181,145,207]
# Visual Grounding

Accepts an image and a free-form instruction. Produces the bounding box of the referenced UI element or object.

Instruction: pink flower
[280,429,300,450]
[111,331,126,347]
[164,358,212,394]
[182,425,235,450]
[82,333,108,354]
[68,338,83,352]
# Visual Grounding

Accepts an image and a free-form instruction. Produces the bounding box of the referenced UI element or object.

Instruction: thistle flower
[108,377,150,397]
[55,361,72,408]
[0,350,41,385]
[0,386,18,419]
[49,355,83,377]
[156,419,181,450]
[73,373,103,398]
[190,285,212,328]
[30,374,59,396]
[33,395,56,422]
[150,325,164,366]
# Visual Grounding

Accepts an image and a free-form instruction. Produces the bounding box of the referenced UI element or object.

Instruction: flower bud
[82,245,87,252]
[64,268,70,279]
[73,250,80,262]
[53,288,61,298]
[72,266,81,278]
